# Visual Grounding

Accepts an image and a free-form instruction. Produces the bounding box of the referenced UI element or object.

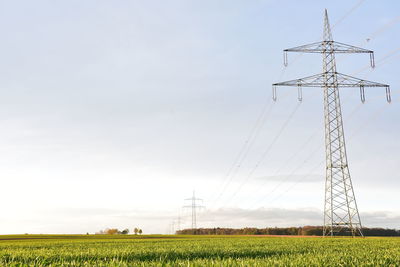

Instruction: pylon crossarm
[272,72,391,103]
[335,73,391,103]
[273,73,333,102]
[335,73,388,87]
[273,73,326,88]
[284,41,372,54]
[283,41,375,67]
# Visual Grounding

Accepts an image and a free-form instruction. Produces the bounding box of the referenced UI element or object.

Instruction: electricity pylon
[272,10,391,237]
[183,191,204,229]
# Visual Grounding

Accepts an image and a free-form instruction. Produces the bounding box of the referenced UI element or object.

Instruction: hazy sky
[0,0,399,234]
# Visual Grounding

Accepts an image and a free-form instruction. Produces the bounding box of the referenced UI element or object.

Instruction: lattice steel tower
[183,191,204,229]
[272,10,391,237]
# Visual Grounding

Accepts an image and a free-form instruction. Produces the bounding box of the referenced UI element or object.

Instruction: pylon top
[274,9,390,103]
[323,9,333,41]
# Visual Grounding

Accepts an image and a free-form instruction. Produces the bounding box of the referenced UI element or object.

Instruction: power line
[209,0,371,211]
[244,99,364,207]
[239,48,393,213]
[224,42,393,217]
[210,97,275,206]
[233,100,393,223]
[351,47,400,75]
[223,77,366,208]
[223,22,396,225]
[366,15,400,43]
[331,0,367,29]
[261,101,393,208]
[220,102,301,207]
[207,3,395,223]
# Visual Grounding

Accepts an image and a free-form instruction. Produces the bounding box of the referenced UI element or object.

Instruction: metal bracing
[283,41,376,67]
[273,72,391,103]
[273,9,390,237]
[273,72,389,88]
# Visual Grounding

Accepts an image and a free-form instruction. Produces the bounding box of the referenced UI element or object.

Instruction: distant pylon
[183,191,205,229]
[272,10,390,237]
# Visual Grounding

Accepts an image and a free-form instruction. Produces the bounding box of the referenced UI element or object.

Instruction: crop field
[0,235,399,266]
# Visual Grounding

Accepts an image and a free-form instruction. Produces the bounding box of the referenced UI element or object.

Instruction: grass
[0,234,399,266]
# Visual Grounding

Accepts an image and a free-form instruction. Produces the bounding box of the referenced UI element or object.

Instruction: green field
[0,235,399,266]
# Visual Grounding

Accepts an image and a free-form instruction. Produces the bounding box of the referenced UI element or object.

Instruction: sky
[0,0,399,234]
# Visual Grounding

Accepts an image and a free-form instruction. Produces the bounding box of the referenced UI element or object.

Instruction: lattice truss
[272,10,391,237]
[273,72,391,102]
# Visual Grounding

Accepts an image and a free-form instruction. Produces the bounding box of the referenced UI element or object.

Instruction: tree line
[95,227,143,235]
[176,226,400,236]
